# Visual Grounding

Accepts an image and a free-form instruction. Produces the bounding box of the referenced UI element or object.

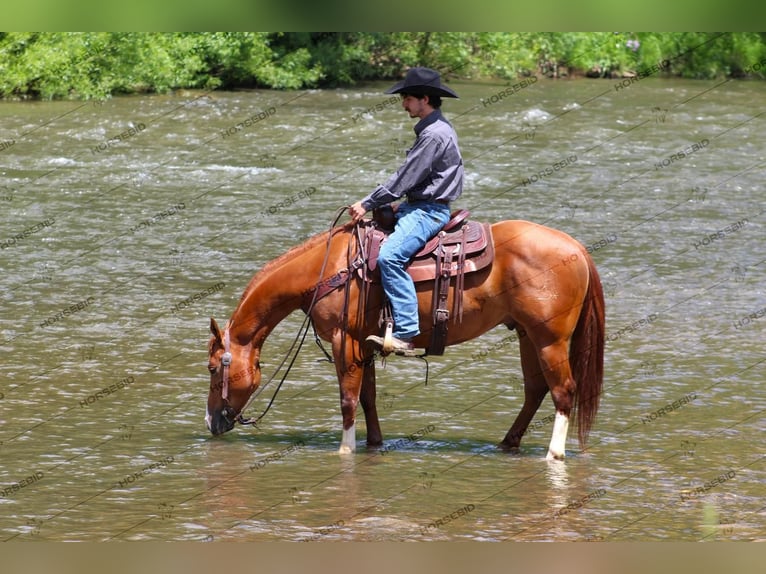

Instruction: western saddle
[302,207,494,356]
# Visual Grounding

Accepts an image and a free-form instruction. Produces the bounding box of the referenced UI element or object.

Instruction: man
[348,67,464,355]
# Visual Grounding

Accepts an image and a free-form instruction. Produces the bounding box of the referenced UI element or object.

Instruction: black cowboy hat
[385,67,459,98]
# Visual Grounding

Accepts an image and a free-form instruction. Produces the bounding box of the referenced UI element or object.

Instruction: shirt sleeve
[360,134,442,211]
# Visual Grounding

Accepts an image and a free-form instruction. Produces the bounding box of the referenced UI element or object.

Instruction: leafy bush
[0,32,763,100]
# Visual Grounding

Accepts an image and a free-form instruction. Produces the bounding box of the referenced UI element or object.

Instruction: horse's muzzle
[207,406,236,435]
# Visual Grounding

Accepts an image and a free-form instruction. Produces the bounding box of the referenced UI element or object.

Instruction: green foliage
[0,32,321,98]
[191,32,322,89]
[0,32,764,100]
[0,32,203,98]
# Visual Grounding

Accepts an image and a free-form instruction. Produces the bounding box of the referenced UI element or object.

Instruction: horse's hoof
[498,441,520,453]
[338,444,355,455]
[546,450,566,461]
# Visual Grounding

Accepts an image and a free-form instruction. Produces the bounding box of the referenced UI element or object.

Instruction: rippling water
[0,78,764,541]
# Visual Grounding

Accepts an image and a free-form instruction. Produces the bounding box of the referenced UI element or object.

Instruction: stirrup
[365,333,419,357]
[382,320,394,354]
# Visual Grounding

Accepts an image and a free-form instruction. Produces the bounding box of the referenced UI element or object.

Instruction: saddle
[365,207,493,283]
[301,207,495,356]
[363,206,495,355]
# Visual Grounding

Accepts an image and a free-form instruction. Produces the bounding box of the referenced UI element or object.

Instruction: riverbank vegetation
[1,32,764,99]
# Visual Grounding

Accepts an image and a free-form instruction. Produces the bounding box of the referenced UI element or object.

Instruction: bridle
[218,323,241,423]
[218,322,261,426]
[220,325,233,401]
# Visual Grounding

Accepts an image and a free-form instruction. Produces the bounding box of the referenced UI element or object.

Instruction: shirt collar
[414,109,446,136]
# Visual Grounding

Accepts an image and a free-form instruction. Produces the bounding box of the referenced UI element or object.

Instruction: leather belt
[408,199,450,205]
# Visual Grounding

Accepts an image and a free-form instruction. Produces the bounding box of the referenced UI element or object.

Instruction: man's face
[401,94,430,119]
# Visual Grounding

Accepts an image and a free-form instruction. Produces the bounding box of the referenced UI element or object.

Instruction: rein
[222,205,351,427]
[231,316,312,427]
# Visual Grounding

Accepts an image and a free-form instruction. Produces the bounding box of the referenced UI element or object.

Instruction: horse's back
[490,219,587,264]
[484,219,591,329]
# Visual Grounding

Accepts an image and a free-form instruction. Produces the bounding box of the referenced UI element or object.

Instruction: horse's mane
[257,222,352,278]
[233,222,353,312]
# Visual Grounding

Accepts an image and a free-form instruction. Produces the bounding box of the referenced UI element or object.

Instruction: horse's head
[206,317,261,435]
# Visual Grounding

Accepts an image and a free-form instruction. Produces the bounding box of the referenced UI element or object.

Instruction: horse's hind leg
[501,335,548,451]
[537,340,576,461]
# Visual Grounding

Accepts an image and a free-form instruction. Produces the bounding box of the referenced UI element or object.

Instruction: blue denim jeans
[377,201,451,339]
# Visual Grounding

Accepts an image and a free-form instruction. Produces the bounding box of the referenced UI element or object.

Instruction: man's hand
[348,201,367,223]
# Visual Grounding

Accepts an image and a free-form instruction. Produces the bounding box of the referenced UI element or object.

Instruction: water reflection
[545,459,570,496]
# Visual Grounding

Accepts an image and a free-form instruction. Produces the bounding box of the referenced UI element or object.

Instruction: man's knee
[377,249,406,271]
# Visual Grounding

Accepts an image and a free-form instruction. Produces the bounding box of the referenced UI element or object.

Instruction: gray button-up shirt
[361,109,463,211]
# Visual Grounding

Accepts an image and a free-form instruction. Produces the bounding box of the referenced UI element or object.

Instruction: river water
[0,77,763,542]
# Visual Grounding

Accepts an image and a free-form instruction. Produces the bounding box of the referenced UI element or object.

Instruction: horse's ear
[210,317,223,345]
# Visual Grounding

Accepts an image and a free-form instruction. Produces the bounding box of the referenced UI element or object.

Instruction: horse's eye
[207,364,216,373]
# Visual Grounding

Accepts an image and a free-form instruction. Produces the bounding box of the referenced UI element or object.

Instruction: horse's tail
[570,250,605,448]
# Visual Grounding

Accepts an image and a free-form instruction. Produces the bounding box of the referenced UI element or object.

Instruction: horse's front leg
[359,357,382,447]
[333,335,366,454]
[338,369,362,454]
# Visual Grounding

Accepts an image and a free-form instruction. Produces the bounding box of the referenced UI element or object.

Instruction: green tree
[1,32,763,100]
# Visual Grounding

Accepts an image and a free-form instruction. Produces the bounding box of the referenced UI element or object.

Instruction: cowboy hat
[385,67,459,98]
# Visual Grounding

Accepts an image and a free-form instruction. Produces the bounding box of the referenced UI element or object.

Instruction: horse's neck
[229,227,350,348]
[229,266,308,349]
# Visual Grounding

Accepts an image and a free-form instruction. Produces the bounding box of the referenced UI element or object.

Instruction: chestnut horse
[206,218,604,460]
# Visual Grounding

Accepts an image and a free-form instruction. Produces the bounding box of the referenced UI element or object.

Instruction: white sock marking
[339,423,356,454]
[546,411,569,460]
